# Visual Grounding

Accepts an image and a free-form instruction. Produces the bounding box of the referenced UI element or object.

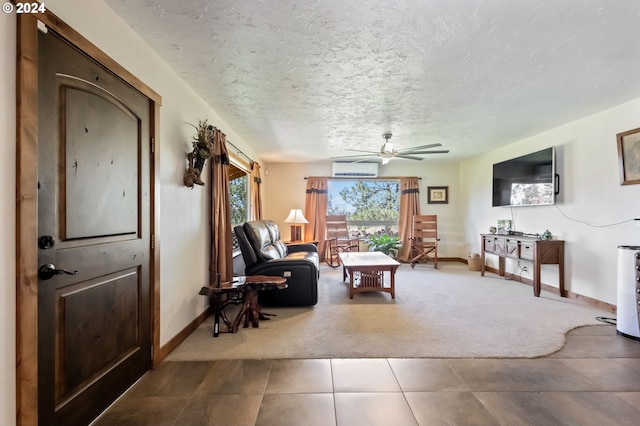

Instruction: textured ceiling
[105,0,640,163]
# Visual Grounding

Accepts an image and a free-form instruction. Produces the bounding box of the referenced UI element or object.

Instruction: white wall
[1,2,261,422]
[460,98,640,304]
[262,160,464,257]
[0,10,16,426]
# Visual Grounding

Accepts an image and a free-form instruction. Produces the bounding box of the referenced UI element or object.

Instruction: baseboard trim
[405,256,460,264]
[156,307,211,364]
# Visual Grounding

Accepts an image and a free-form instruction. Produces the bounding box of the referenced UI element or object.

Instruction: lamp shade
[284,209,308,224]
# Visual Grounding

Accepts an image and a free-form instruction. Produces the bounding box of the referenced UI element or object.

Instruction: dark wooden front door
[37,29,152,425]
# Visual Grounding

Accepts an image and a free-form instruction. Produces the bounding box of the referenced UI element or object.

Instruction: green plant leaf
[366,234,401,257]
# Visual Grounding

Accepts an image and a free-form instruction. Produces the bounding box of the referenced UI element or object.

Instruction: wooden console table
[480,234,565,297]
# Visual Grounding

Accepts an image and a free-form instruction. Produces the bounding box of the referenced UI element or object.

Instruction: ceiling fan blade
[352,158,381,163]
[398,149,450,155]
[341,148,380,154]
[395,143,442,153]
[394,155,425,161]
[329,153,378,160]
[329,157,380,164]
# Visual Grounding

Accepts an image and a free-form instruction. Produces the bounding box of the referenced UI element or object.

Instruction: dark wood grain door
[37,29,152,425]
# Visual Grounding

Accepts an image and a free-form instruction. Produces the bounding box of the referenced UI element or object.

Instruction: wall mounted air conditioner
[331,162,378,177]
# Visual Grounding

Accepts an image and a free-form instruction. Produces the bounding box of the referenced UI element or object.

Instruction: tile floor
[94,325,640,425]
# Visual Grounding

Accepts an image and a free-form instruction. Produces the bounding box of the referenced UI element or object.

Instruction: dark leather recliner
[234,220,319,306]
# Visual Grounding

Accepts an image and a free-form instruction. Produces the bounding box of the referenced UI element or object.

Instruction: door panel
[56,268,140,402]
[38,29,151,425]
[62,84,140,239]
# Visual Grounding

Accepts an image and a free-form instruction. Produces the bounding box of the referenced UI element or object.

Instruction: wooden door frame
[15,11,162,425]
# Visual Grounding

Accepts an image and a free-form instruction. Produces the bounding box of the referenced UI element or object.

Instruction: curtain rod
[304,176,421,180]
[226,139,254,165]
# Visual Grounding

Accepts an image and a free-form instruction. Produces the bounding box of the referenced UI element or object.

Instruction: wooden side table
[200,275,287,336]
[232,275,288,331]
[198,285,243,337]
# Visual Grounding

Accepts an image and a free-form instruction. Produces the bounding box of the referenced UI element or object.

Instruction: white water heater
[617,245,640,339]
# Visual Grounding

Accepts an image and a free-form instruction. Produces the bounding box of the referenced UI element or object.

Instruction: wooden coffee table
[338,252,400,299]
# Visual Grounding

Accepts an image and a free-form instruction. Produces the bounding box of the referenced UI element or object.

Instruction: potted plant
[366,234,402,258]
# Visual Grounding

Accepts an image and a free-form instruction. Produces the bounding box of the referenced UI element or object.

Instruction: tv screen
[492,147,555,207]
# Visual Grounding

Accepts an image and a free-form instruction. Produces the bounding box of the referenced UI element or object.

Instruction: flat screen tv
[492,147,556,207]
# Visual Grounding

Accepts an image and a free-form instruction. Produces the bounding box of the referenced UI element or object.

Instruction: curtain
[210,128,234,284]
[249,161,262,220]
[397,177,421,262]
[303,177,328,261]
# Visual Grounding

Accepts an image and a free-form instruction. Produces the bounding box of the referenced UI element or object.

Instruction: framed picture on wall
[617,127,640,185]
[427,186,448,204]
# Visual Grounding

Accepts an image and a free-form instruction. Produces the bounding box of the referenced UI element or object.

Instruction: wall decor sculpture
[184,119,214,188]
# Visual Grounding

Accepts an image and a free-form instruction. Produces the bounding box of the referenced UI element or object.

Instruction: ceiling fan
[331,133,449,164]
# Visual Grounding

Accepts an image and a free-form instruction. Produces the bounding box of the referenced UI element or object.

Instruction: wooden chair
[408,215,440,268]
[325,215,359,267]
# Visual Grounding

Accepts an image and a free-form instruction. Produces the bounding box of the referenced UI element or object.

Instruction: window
[229,161,249,248]
[327,179,400,238]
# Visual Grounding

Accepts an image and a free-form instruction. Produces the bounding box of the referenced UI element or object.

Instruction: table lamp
[284,209,308,242]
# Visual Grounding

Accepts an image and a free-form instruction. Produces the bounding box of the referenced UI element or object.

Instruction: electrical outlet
[521,266,528,273]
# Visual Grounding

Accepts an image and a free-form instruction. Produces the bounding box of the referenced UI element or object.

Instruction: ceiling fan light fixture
[329,131,449,163]
[382,142,394,154]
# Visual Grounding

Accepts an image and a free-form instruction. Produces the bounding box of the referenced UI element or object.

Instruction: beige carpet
[166,262,607,360]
